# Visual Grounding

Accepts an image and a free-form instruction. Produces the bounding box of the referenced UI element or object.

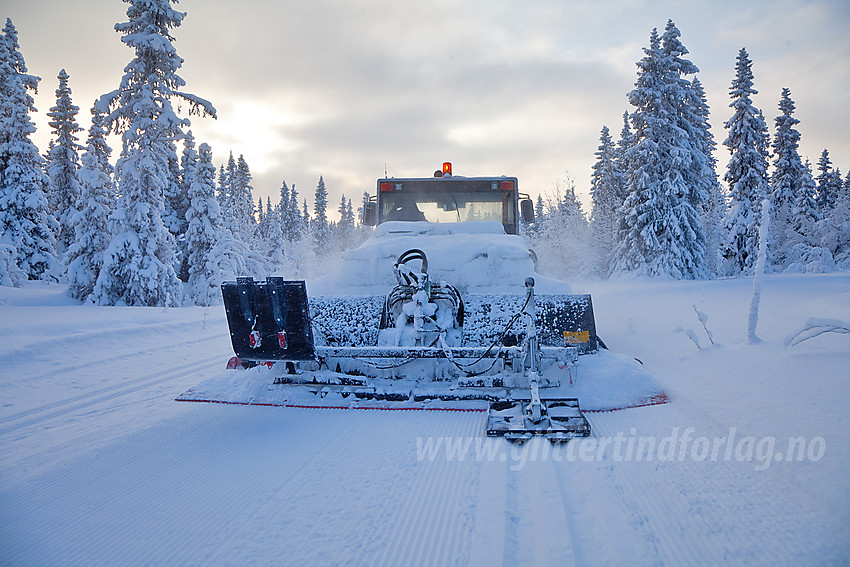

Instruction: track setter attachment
[221,250,592,441]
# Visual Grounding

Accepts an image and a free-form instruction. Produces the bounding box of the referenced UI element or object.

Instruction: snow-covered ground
[1,274,848,565]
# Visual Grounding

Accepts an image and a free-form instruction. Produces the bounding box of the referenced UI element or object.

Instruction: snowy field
[1,274,848,565]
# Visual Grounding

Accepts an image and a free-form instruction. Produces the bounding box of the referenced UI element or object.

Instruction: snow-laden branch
[173,91,216,119]
[693,304,715,345]
[785,318,850,347]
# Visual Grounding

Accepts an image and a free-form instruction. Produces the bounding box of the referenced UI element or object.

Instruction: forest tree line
[2,6,848,307]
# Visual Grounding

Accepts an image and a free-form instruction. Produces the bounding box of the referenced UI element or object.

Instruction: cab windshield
[378,180,518,233]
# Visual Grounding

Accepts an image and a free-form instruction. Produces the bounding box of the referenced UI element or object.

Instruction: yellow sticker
[563,330,590,344]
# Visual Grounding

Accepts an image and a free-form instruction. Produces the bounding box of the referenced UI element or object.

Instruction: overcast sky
[6,0,850,216]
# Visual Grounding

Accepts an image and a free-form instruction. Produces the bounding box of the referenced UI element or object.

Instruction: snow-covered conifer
[783,159,833,273]
[689,76,725,275]
[612,23,709,279]
[65,99,117,299]
[265,199,286,266]
[172,131,198,280]
[45,69,84,254]
[661,24,710,211]
[335,195,355,251]
[533,194,546,234]
[168,130,197,237]
[358,191,370,225]
[302,197,312,237]
[278,180,298,242]
[257,196,266,225]
[769,88,806,268]
[0,19,57,280]
[720,48,771,276]
[614,111,632,199]
[85,103,116,202]
[217,163,230,216]
[185,143,228,305]
[229,154,256,242]
[589,125,620,276]
[91,0,215,306]
[66,148,114,301]
[0,244,26,286]
[815,149,841,215]
[793,160,821,235]
[288,184,303,240]
[312,176,330,254]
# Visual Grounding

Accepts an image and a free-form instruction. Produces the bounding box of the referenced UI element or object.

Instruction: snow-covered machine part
[221,247,593,440]
[309,220,557,297]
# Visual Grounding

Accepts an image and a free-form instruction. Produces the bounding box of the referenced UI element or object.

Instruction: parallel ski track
[585,404,840,564]
[0,341,223,436]
[2,407,490,565]
[502,439,578,566]
[0,316,224,369]
[367,410,482,566]
[587,409,725,564]
[0,356,221,435]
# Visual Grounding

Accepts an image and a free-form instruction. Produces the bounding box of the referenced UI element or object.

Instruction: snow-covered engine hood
[309,221,570,296]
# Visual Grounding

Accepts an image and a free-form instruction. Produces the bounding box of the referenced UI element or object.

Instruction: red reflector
[500,181,514,191]
[442,162,452,176]
[380,182,394,192]
[278,331,287,349]
[249,330,261,348]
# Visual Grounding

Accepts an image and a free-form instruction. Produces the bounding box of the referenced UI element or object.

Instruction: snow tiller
[221,247,593,442]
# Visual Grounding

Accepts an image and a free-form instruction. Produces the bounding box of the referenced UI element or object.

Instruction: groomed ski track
[4,399,839,565]
[1,277,848,565]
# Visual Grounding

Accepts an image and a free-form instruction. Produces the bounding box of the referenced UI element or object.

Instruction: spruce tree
[721,48,770,276]
[228,154,256,242]
[830,168,850,269]
[85,103,116,202]
[782,158,832,274]
[219,153,237,232]
[345,197,355,230]
[302,198,311,235]
[91,0,215,306]
[67,103,118,293]
[612,23,708,279]
[689,76,724,274]
[287,184,303,241]
[815,149,841,214]
[0,19,57,280]
[312,175,330,254]
[589,125,620,276]
[662,23,710,211]
[769,88,805,268]
[0,242,26,286]
[358,191,370,225]
[256,196,265,226]
[336,195,355,249]
[278,180,297,241]
[66,148,114,301]
[256,196,275,255]
[184,143,236,305]
[173,131,198,281]
[217,163,229,216]
[533,194,546,234]
[163,140,184,236]
[45,69,84,254]
[264,196,285,265]
[614,111,632,204]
